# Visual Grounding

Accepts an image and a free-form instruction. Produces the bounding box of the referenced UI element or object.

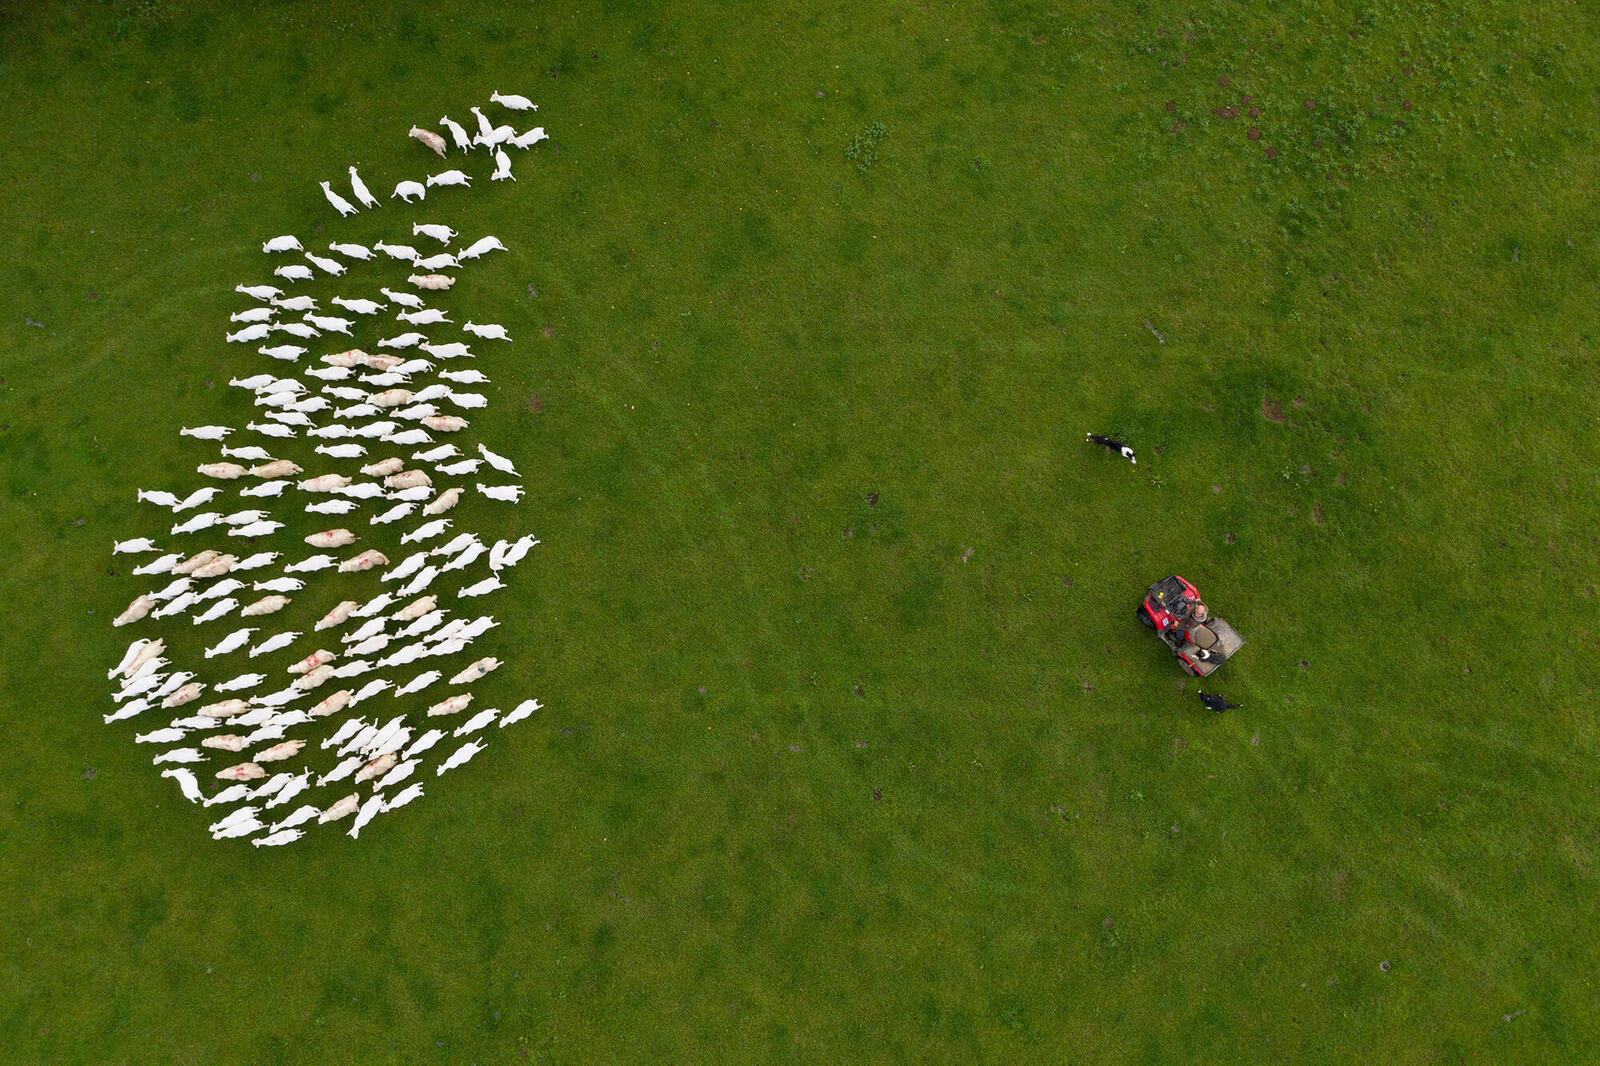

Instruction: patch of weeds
[844,122,888,171]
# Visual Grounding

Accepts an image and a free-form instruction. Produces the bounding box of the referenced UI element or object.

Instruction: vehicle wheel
[1136,605,1156,629]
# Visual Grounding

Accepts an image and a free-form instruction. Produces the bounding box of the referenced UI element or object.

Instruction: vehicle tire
[1136,605,1156,629]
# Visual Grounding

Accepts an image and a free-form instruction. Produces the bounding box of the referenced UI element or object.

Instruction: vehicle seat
[1188,624,1218,650]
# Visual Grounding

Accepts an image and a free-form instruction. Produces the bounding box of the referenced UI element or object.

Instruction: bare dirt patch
[1261,397,1287,423]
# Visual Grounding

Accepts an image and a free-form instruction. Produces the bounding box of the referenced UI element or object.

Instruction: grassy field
[2,0,1599,1061]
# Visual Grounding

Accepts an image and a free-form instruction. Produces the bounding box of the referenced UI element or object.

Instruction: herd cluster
[104,92,550,847]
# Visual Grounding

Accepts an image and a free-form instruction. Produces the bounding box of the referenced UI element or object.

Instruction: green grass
[2,0,1599,1061]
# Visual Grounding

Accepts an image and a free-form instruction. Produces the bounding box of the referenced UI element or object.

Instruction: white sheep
[251,828,304,847]
[439,541,486,573]
[203,627,256,658]
[476,444,520,478]
[491,90,536,111]
[302,252,346,277]
[331,296,386,315]
[161,767,205,803]
[414,252,458,271]
[392,180,427,203]
[315,443,366,459]
[491,148,514,182]
[305,313,354,334]
[439,115,472,152]
[234,552,281,571]
[401,518,451,545]
[458,575,506,597]
[382,287,426,309]
[475,482,524,503]
[462,321,511,341]
[436,739,486,775]
[329,241,374,260]
[173,486,222,512]
[503,535,539,568]
[226,323,272,344]
[469,106,495,141]
[457,235,507,261]
[413,222,457,244]
[476,123,515,149]
[248,630,300,657]
[320,181,359,218]
[453,708,500,736]
[192,598,240,625]
[374,240,420,262]
[500,699,541,728]
[509,126,548,149]
[348,165,380,209]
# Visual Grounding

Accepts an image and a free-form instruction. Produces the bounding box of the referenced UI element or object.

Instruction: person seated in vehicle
[1183,602,1220,660]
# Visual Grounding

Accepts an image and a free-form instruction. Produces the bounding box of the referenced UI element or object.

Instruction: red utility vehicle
[1137,575,1245,677]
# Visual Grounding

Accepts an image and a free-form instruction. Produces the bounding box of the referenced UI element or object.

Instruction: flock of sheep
[104,92,549,846]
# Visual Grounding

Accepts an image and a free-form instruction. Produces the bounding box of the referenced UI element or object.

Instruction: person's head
[1193,603,1209,622]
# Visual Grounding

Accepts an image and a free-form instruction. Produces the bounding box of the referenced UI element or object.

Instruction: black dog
[1086,433,1136,465]
[1198,691,1241,713]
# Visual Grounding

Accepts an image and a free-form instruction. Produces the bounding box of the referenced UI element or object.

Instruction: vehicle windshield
[1148,576,1192,614]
